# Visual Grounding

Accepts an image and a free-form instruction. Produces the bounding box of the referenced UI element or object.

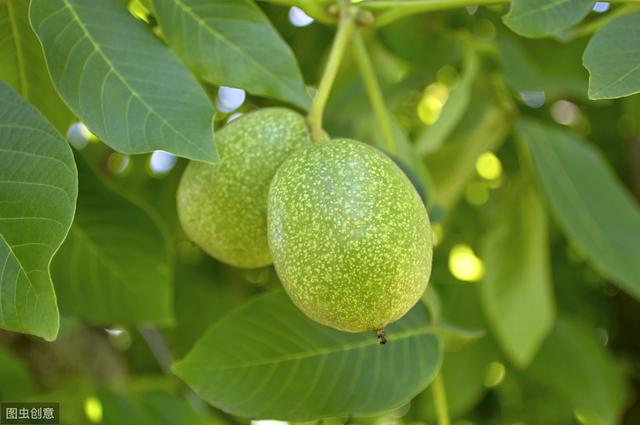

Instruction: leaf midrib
[181,325,435,373]
[57,0,210,157]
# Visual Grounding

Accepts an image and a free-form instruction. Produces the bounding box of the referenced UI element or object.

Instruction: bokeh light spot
[418,82,449,125]
[551,100,580,126]
[475,152,502,180]
[67,122,97,149]
[519,91,546,108]
[592,2,610,12]
[149,150,177,175]
[251,421,288,425]
[289,7,314,27]
[107,152,130,175]
[465,182,489,206]
[449,244,484,282]
[216,86,246,113]
[84,397,103,423]
[484,361,506,387]
[227,112,243,123]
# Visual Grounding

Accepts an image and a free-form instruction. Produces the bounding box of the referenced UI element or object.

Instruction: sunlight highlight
[251,420,288,425]
[484,361,506,387]
[475,152,502,180]
[465,182,489,206]
[418,82,449,125]
[150,150,177,175]
[289,7,314,27]
[448,244,484,282]
[217,87,246,113]
[84,397,103,423]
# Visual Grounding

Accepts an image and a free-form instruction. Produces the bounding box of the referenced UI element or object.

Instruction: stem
[360,0,509,26]
[352,31,397,155]
[307,2,356,143]
[432,372,450,425]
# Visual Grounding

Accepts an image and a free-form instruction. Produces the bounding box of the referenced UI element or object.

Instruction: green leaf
[416,50,478,155]
[29,0,217,162]
[480,178,555,368]
[151,0,310,110]
[163,259,256,358]
[516,118,640,300]
[497,35,589,100]
[0,0,73,132]
[52,156,173,326]
[583,12,640,99]
[528,316,628,425]
[503,0,595,38]
[0,82,77,341]
[173,290,441,421]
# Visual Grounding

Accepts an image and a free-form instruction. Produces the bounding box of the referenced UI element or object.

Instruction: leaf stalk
[432,372,451,425]
[307,1,356,143]
[352,31,397,155]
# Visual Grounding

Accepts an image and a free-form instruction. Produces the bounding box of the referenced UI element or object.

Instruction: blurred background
[1,1,639,424]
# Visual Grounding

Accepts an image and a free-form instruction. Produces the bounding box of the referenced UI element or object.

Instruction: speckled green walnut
[268,139,433,333]
[177,108,311,268]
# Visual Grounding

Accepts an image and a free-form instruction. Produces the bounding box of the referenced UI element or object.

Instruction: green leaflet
[30,0,217,162]
[517,118,640,300]
[173,290,441,421]
[480,178,555,368]
[152,0,310,110]
[52,156,173,326]
[504,0,595,38]
[0,82,78,340]
[0,0,73,132]
[584,12,640,99]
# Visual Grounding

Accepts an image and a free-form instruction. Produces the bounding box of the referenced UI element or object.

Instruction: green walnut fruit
[177,108,311,268]
[268,138,432,334]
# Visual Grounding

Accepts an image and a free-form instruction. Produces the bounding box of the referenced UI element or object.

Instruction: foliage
[1,0,640,424]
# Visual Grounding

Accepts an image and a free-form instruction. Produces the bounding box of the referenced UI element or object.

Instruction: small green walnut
[177,108,311,268]
[267,138,432,335]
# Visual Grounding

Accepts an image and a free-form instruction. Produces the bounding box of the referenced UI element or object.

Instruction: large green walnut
[177,108,311,268]
[267,138,432,333]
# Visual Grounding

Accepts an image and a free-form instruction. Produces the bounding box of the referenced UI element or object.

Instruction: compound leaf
[30,0,217,162]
